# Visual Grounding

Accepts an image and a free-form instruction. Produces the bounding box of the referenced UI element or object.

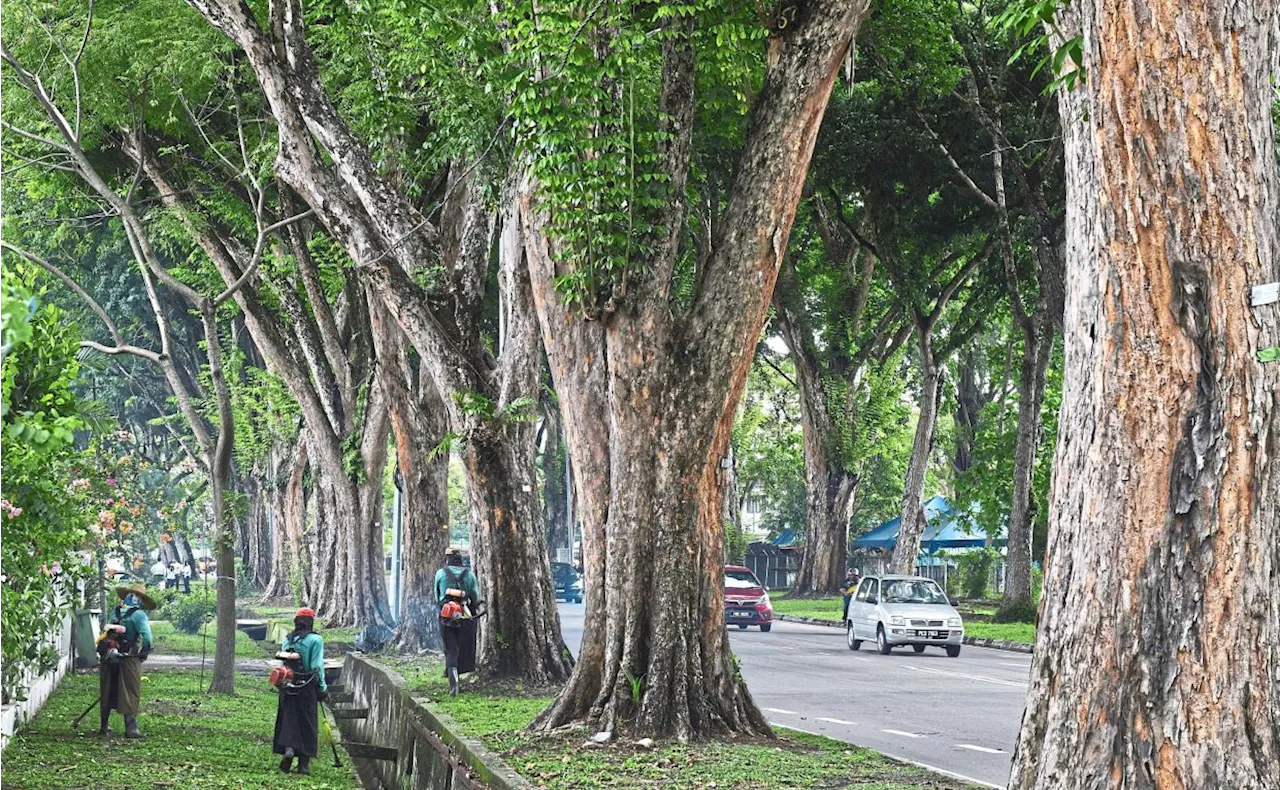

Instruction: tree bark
[783,308,855,596]
[541,397,570,558]
[1009,1,1280,786]
[953,351,982,475]
[527,2,866,739]
[998,319,1053,618]
[889,335,941,574]
[372,296,450,653]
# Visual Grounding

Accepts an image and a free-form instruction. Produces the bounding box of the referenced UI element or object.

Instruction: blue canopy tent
[853,496,1000,552]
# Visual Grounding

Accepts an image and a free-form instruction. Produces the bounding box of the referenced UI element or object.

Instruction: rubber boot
[98,707,111,736]
[296,755,311,776]
[279,747,295,773]
[448,666,459,697]
[124,715,142,739]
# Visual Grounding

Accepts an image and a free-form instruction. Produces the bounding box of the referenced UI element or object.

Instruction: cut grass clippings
[0,668,360,790]
[384,654,972,789]
[494,727,974,789]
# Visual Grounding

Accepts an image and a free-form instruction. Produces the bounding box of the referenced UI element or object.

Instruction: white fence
[0,612,74,751]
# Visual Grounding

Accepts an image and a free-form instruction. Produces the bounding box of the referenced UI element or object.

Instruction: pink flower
[106,499,115,506]
[51,561,62,574]
[106,478,116,486]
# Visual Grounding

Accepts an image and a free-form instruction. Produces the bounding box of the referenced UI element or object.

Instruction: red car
[724,566,773,632]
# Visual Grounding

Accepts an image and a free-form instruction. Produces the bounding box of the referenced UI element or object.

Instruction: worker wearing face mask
[97,583,155,737]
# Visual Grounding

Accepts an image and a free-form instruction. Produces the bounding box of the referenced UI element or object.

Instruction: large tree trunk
[263,438,306,601]
[1009,1,1280,786]
[465,195,570,681]
[889,340,941,574]
[997,319,1053,619]
[792,460,857,595]
[541,399,570,559]
[372,297,450,653]
[528,2,866,740]
[953,351,982,474]
[789,338,858,596]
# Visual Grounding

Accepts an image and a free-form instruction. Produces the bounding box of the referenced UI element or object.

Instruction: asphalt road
[556,603,1028,789]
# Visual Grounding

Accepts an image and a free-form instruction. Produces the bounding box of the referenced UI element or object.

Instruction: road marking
[763,707,798,715]
[816,717,855,725]
[851,656,873,662]
[903,664,1026,688]
[882,729,924,738]
[869,749,1006,790]
[956,744,1005,754]
[772,722,824,737]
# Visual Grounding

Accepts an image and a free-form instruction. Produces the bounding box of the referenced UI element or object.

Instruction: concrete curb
[773,614,1034,654]
[339,654,529,790]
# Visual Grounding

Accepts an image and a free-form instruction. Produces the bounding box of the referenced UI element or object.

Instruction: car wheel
[877,625,893,655]
[736,623,748,630]
[846,623,862,652]
[760,624,772,633]
[913,644,926,653]
[946,645,962,658]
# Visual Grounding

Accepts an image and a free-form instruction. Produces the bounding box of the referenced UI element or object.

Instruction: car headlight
[761,592,771,607]
[889,616,905,626]
[571,579,583,590]
[947,618,962,628]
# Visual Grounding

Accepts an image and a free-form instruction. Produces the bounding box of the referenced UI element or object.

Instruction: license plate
[730,611,751,618]
[913,630,944,638]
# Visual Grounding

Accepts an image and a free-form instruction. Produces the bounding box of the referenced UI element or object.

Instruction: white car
[846,574,965,657]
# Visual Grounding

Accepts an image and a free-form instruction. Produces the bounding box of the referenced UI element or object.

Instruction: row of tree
[3,0,1276,785]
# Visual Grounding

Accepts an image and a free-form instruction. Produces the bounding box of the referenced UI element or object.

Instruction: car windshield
[881,580,948,604]
[724,571,761,589]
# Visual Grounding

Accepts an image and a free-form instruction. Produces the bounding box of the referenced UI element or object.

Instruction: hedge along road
[556,603,1029,790]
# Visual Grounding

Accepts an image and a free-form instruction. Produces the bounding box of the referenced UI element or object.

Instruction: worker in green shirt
[99,583,155,738]
[434,547,480,696]
[273,607,327,775]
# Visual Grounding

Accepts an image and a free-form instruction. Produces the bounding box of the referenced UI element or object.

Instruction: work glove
[317,691,328,702]
[139,646,152,662]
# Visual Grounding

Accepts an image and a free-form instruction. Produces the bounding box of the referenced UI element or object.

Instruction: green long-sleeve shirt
[110,605,152,652]
[434,566,479,605]
[281,632,327,691]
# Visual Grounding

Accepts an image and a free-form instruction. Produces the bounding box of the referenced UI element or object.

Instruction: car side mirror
[949,598,959,607]
[865,597,877,605]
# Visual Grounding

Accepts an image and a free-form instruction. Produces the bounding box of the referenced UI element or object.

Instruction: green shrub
[993,599,1037,623]
[163,593,216,634]
[956,548,996,600]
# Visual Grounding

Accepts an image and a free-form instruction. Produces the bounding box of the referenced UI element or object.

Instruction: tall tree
[773,196,912,597]
[1010,1,1280,786]
[907,2,1066,618]
[0,6,296,687]
[181,0,571,682]
[522,1,869,739]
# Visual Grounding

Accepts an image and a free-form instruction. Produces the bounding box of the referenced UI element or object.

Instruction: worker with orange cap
[272,607,327,775]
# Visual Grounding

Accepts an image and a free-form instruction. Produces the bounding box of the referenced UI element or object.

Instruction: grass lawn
[770,594,1036,644]
[150,620,270,659]
[769,592,847,622]
[0,669,359,790]
[383,655,970,788]
[962,622,1035,645]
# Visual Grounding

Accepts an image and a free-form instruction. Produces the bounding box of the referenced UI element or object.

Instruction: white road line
[763,707,799,715]
[956,744,1005,754]
[772,722,824,737]
[871,748,1006,790]
[816,717,856,725]
[851,656,873,662]
[882,729,924,738]
[903,664,1026,688]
